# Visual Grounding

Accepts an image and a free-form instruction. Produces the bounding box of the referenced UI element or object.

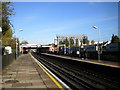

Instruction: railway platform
[42,53,120,68]
[2,54,63,89]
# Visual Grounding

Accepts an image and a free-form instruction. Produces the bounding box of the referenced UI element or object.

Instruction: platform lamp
[92,26,101,61]
[54,39,57,53]
[16,29,23,59]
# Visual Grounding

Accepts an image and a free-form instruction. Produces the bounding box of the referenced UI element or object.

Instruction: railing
[2,52,22,69]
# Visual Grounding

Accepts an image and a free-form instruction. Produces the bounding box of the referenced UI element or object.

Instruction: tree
[20,40,29,45]
[2,37,16,53]
[83,36,89,45]
[111,34,120,43]
[91,40,95,45]
[63,38,69,47]
[0,2,2,27]
[2,2,15,36]
[1,2,15,53]
[59,41,64,45]
[2,27,12,38]
[75,39,79,46]
[70,37,74,47]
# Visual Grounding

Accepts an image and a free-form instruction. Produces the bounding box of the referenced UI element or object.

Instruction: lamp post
[16,29,23,59]
[92,26,101,61]
[54,39,57,53]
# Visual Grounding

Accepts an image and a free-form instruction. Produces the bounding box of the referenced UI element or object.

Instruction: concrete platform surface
[2,54,60,89]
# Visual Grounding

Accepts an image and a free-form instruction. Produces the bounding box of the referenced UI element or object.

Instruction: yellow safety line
[29,53,64,90]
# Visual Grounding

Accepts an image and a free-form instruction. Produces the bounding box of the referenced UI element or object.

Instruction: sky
[11,2,118,45]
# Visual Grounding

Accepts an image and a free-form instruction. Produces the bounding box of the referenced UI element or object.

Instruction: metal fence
[85,51,120,62]
[2,52,22,69]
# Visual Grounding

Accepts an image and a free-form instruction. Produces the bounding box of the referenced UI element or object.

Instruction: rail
[31,52,120,89]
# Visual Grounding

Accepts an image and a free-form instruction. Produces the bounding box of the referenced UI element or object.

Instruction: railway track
[31,52,120,89]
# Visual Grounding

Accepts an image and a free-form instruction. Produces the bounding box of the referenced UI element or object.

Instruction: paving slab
[2,54,60,89]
